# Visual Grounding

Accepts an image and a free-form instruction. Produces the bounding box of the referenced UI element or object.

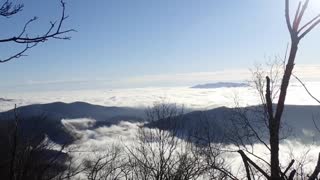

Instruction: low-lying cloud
[61,118,320,179]
[2,81,320,112]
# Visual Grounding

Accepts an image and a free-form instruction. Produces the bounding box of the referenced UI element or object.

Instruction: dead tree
[0,0,74,63]
[238,0,320,179]
[269,0,320,179]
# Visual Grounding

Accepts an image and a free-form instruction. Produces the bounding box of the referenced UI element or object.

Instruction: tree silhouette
[0,0,74,63]
[238,0,320,179]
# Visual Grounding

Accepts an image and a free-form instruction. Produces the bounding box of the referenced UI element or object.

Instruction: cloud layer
[62,119,320,179]
[2,80,320,112]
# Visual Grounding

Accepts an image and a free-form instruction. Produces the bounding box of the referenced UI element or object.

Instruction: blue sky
[1,0,320,92]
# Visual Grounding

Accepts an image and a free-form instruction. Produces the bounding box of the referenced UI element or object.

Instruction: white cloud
[62,119,320,179]
[2,79,320,112]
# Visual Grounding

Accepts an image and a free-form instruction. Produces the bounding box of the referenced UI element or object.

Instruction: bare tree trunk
[267,0,320,177]
[268,41,298,179]
[269,120,280,179]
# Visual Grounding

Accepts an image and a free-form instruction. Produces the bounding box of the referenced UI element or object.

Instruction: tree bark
[269,41,298,179]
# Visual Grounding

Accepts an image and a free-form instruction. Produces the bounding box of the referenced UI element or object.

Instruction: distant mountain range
[0,102,145,144]
[191,82,249,89]
[1,101,319,145]
[146,105,320,143]
[0,98,13,102]
[0,101,144,122]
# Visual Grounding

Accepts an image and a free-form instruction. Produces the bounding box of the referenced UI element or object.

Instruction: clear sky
[1,0,320,92]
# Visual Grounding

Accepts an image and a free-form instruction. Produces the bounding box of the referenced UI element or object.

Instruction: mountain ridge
[191,82,249,89]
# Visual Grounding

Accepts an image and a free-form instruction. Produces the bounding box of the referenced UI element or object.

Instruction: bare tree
[0,106,84,180]
[125,103,206,180]
[234,0,320,179]
[0,1,75,177]
[268,0,320,178]
[195,120,238,179]
[83,145,125,180]
[0,0,74,63]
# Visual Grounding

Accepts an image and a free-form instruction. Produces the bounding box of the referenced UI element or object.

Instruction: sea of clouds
[2,81,320,112]
[61,119,320,179]
[2,82,320,178]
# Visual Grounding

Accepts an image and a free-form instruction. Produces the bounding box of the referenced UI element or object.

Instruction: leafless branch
[308,153,320,180]
[0,0,75,63]
[292,74,320,104]
[238,150,270,179]
[0,1,23,17]
[298,14,320,34]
